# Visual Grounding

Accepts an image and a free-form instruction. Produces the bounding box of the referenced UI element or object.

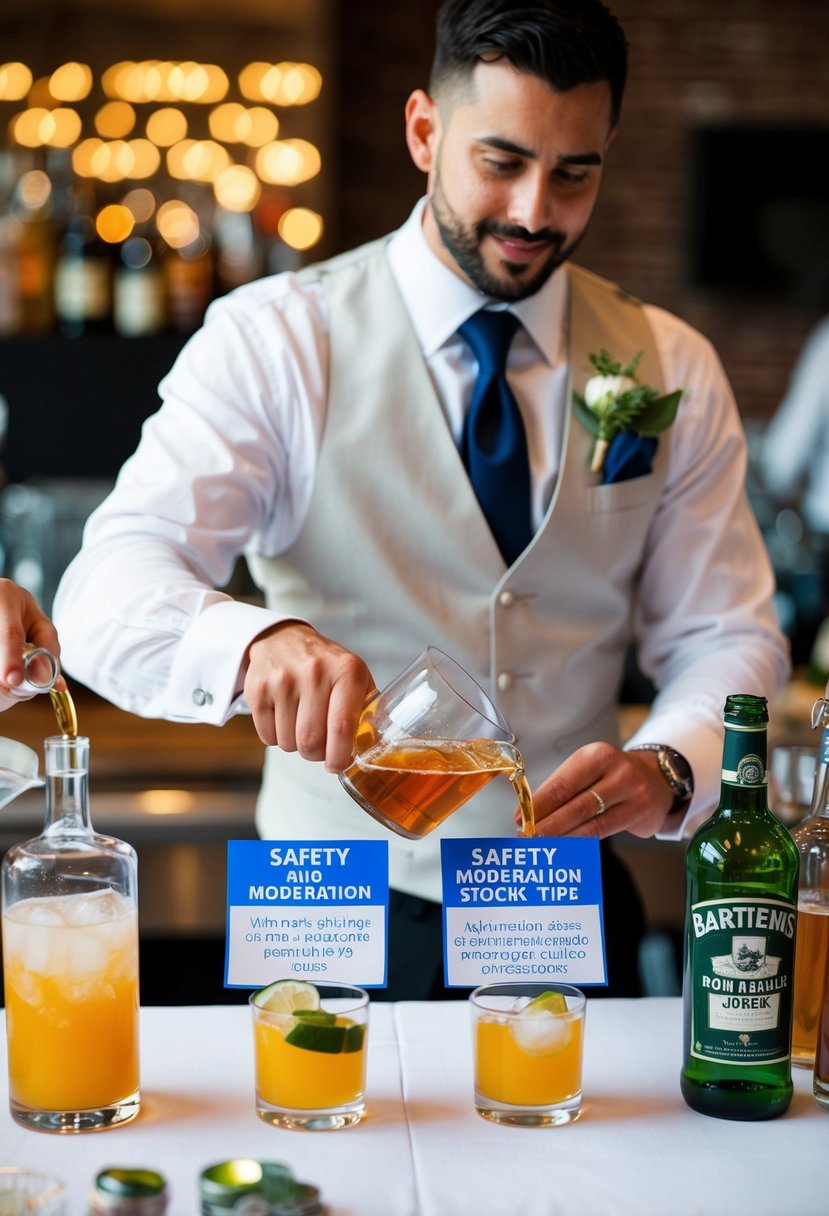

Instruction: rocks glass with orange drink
[1,735,140,1133]
[250,979,369,1130]
[470,982,586,1126]
[339,647,535,838]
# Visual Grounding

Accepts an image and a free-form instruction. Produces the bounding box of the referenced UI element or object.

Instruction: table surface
[1,999,823,1216]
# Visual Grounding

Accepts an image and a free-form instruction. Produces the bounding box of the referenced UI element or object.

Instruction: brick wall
[334,0,829,419]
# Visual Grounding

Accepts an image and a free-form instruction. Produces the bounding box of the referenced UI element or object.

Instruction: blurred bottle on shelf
[114,225,167,338]
[163,232,214,335]
[11,168,57,336]
[54,180,112,338]
[791,688,829,1069]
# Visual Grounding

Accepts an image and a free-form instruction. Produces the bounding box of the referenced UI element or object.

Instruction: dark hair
[431,0,628,127]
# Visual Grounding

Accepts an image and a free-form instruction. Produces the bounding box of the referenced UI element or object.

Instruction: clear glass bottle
[680,694,800,1120]
[1,735,140,1133]
[790,690,829,1067]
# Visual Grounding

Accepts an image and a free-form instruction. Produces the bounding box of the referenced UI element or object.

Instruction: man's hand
[0,578,63,696]
[517,741,675,839]
[243,621,375,772]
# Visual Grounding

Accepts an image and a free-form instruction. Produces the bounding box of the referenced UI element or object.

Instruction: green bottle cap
[723,694,768,726]
[96,1171,167,1199]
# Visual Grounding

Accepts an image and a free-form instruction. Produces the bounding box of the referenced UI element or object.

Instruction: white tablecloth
[1,1000,823,1216]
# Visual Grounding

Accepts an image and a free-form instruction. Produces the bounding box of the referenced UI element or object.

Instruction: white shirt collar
[386,197,567,368]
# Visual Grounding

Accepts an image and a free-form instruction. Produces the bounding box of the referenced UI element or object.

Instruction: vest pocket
[586,474,656,514]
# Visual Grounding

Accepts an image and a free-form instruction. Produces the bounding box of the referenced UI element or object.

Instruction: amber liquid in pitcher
[342,736,535,840]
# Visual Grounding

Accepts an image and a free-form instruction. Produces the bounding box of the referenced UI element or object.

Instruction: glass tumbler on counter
[0,1169,67,1216]
[470,982,586,1127]
[251,981,369,1130]
[1,735,141,1133]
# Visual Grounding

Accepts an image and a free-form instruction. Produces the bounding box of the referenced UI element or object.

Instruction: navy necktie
[458,309,532,566]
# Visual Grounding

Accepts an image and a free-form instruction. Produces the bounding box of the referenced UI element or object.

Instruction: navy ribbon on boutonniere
[573,348,684,485]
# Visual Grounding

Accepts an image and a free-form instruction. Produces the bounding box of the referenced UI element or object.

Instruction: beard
[429,169,585,302]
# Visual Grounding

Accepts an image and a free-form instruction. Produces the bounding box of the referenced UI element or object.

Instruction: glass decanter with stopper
[1,732,141,1133]
[791,685,829,1069]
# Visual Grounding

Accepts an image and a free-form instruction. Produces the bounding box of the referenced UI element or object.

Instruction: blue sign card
[224,839,389,988]
[440,837,606,988]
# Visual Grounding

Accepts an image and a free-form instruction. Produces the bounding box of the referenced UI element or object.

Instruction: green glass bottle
[680,694,800,1120]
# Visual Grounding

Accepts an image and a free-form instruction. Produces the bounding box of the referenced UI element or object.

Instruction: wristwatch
[629,744,694,814]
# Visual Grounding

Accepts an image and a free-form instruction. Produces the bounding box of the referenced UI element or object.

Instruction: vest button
[192,687,213,707]
[497,672,513,692]
[498,590,515,608]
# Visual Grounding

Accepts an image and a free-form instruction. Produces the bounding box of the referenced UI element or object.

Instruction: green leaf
[588,348,642,378]
[631,389,684,436]
[573,392,600,436]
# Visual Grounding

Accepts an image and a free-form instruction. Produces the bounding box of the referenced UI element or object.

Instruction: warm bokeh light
[157,199,200,249]
[72,137,105,177]
[168,62,228,103]
[237,62,270,101]
[213,164,260,212]
[49,62,93,102]
[138,789,196,815]
[255,138,321,186]
[95,101,136,139]
[101,61,132,99]
[28,76,58,108]
[96,203,135,243]
[208,103,278,146]
[278,207,323,251]
[239,61,322,106]
[17,169,52,210]
[121,187,157,224]
[124,139,161,179]
[0,62,33,101]
[146,107,187,147]
[10,109,50,147]
[263,62,322,106]
[42,108,82,147]
[167,138,229,182]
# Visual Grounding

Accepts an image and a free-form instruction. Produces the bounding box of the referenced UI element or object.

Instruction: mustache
[481,220,565,247]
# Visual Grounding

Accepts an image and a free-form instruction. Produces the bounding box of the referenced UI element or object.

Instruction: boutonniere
[573,349,685,474]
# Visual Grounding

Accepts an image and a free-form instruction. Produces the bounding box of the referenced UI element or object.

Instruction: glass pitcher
[1,734,141,1133]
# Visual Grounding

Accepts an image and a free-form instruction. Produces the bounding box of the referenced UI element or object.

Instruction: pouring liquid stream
[49,687,78,738]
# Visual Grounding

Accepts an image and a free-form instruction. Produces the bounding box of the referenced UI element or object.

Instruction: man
[54,0,788,998]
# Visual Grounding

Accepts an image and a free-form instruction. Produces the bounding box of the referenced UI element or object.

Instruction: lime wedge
[285,1014,366,1054]
[524,990,567,1015]
[285,1018,348,1053]
[251,978,321,1013]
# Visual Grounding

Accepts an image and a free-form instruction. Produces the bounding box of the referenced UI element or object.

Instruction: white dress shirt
[54,200,788,830]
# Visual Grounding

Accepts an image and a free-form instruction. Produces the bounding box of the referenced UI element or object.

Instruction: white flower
[583,373,639,415]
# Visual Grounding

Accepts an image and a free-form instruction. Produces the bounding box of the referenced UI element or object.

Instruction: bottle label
[55,258,110,321]
[688,896,795,1064]
[721,725,767,786]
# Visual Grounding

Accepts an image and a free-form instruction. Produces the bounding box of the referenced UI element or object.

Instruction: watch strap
[628,743,693,813]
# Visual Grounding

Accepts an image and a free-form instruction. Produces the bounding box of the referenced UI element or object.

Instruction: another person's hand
[518,741,675,840]
[243,621,375,772]
[0,578,64,698]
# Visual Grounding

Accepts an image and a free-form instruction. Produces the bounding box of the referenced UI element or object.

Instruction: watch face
[661,747,693,795]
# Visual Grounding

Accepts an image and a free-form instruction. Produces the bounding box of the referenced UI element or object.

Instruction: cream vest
[249,240,668,902]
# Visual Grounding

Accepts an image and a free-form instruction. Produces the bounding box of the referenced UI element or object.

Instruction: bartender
[54,0,788,999]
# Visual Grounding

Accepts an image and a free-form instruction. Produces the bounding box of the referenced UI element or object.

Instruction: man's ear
[405,88,441,176]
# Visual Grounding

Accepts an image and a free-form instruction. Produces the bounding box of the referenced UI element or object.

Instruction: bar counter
[1,999,823,1216]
